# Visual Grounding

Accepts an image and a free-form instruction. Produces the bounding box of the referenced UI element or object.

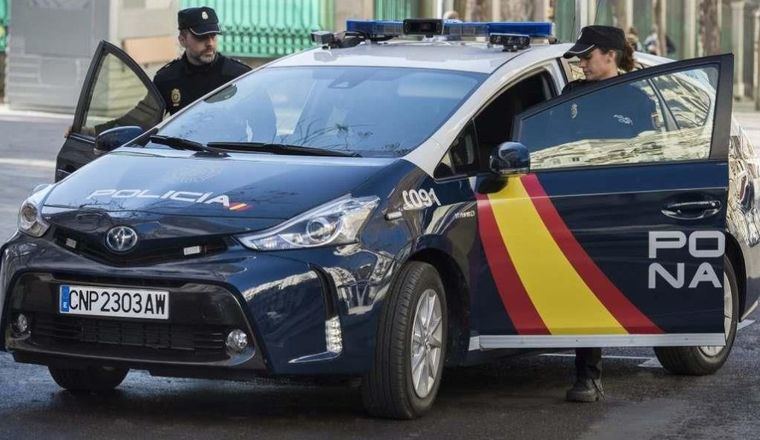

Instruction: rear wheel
[361,261,447,419]
[49,366,128,392]
[654,256,739,375]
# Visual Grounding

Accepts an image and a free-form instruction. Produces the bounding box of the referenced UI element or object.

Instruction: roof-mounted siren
[345,20,404,40]
[310,29,367,49]
[489,34,531,52]
[487,22,554,51]
[403,19,444,37]
[311,30,338,47]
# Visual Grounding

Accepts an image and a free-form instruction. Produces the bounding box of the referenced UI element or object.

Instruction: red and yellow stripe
[477,175,661,335]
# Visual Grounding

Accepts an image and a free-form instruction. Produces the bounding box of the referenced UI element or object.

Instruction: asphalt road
[0,110,759,439]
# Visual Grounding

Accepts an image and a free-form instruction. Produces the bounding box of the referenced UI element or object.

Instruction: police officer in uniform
[560,25,654,403]
[156,6,251,115]
[65,6,250,137]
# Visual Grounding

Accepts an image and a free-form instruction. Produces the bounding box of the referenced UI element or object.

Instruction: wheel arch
[407,248,471,366]
[724,231,747,315]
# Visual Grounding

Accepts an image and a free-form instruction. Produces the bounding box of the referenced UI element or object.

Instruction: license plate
[59,285,169,320]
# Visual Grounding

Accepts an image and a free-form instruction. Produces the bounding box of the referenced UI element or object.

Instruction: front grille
[52,227,228,266]
[29,312,228,362]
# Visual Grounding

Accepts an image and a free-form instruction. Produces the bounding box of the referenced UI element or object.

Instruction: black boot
[566,347,604,402]
[565,377,604,402]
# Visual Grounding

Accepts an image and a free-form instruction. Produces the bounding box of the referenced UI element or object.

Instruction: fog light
[325,316,343,353]
[13,313,29,335]
[226,329,248,353]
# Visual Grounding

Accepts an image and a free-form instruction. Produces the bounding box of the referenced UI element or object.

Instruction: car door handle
[661,200,722,220]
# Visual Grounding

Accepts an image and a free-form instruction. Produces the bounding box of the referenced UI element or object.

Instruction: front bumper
[0,235,396,377]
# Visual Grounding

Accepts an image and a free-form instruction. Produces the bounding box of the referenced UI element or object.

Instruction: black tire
[654,255,739,375]
[361,261,447,419]
[49,366,129,392]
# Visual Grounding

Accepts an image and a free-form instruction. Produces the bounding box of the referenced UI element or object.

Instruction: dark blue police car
[1,20,757,419]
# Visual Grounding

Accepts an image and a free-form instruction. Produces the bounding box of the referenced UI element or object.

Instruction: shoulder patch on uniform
[156,58,181,73]
[222,56,252,76]
[154,58,183,81]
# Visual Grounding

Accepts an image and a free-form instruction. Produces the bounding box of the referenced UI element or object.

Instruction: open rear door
[55,41,165,182]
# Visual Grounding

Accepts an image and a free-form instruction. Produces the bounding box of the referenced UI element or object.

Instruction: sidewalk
[734,100,760,141]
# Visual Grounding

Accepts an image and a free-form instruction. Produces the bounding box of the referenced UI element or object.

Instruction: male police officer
[560,25,654,403]
[156,6,251,115]
[65,6,251,138]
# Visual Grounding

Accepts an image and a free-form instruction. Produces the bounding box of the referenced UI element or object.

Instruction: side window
[434,122,478,179]
[472,70,556,169]
[80,53,163,137]
[519,65,718,170]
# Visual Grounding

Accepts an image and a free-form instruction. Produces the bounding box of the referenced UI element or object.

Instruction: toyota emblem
[105,226,139,253]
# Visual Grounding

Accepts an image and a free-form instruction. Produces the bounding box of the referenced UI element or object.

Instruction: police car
[1,19,757,419]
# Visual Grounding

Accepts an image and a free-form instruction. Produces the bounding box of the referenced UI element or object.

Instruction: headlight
[237,195,379,250]
[18,184,53,238]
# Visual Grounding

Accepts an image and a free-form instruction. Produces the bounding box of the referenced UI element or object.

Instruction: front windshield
[153,66,485,157]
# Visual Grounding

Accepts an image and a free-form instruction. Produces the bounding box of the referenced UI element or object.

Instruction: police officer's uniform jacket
[560,78,656,141]
[154,53,250,115]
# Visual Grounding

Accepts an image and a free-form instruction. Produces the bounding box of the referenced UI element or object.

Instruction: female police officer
[561,25,643,403]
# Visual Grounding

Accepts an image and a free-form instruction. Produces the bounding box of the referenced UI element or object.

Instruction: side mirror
[489,142,530,176]
[94,126,144,155]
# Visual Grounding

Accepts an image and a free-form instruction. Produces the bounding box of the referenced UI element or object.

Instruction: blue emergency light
[345,19,553,40]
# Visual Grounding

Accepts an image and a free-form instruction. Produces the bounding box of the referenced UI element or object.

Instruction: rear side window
[517,65,718,170]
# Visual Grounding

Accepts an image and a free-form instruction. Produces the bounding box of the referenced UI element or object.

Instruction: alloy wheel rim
[410,288,443,399]
[699,273,732,357]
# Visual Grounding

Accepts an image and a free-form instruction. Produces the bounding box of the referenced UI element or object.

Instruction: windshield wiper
[206,142,361,157]
[149,135,226,156]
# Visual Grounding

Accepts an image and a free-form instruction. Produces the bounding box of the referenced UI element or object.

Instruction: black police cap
[563,25,626,58]
[178,6,221,36]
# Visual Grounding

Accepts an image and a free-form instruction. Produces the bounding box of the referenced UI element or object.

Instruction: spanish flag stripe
[476,194,550,334]
[520,174,663,334]
[488,177,626,335]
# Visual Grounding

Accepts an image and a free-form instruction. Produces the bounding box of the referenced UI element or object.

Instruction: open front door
[476,54,733,348]
[55,41,165,182]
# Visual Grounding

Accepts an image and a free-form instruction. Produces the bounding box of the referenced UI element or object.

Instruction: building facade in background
[1,0,759,111]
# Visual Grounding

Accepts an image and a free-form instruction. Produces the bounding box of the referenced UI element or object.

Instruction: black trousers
[575,347,602,381]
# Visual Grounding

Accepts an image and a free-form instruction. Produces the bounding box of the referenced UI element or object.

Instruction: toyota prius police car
[2,19,757,419]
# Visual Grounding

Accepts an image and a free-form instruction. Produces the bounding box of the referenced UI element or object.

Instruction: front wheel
[654,256,739,375]
[49,366,129,392]
[361,261,447,419]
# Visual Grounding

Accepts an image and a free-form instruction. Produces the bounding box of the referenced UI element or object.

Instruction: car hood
[45,149,393,228]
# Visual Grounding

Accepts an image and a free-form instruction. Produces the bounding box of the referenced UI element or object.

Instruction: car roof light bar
[345,19,553,40]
